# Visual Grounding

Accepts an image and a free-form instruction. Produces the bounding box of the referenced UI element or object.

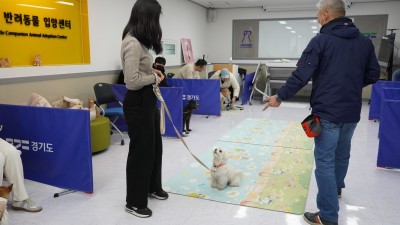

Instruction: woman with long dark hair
[121,0,166,218]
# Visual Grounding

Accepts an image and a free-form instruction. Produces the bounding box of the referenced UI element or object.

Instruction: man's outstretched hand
[263,95,281,111]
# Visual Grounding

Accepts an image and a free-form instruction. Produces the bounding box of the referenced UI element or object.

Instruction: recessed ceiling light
[285,26,292,30]
[279,21,287,24]
[290,30,296,33]
[17,4,55,10]
[56,1,74,6]
[311,26,318,29]
[313,31,318,33]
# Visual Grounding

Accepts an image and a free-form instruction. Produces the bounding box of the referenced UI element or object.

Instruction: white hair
[316,0,346,16]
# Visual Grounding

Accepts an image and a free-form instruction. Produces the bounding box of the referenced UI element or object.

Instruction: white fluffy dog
[211,148,243,190]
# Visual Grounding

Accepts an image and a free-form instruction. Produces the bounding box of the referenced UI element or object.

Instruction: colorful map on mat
[164,119,315,215]
[219,118,314,150]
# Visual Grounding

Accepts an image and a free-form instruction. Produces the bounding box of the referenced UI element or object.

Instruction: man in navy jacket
[264,0,380,224]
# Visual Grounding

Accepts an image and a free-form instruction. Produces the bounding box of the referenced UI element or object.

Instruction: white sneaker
[12,198,42,212]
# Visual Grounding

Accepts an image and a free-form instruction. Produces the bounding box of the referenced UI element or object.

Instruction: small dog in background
[0,184,13,225]
[211,148,243,190]
[220,88,243,111]
[220,88,233,111]
[51,96,83,109]
[183,100,199,134]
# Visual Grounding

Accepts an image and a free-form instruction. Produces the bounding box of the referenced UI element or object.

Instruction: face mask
[153,64,165,73]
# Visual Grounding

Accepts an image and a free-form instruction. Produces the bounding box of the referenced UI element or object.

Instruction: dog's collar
[213,163,225,169]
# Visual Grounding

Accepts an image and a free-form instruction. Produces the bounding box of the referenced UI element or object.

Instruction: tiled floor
[8,100,400,225]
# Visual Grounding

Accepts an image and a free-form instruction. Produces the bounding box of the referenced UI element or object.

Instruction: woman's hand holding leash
[153,69,165,82]
[263,95,281,111]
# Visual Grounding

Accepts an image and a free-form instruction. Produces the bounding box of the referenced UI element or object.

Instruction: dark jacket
[277,17,380,123]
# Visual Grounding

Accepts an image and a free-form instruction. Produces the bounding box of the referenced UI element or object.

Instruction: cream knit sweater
[121,35,156,91]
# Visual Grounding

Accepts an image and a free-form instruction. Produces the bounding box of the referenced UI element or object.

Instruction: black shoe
[149,190,169,200]
[125,204,152,218]
[337,188,342,198]
[303,212,338,225]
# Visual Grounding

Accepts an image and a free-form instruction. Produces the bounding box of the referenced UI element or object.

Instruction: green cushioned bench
[90,116,111,153]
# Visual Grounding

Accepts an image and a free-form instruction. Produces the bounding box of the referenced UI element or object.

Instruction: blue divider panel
[377,99,400,168]
[0,104,93,193]
[381,87,400,101]
[112,84,183,137]
[167,79,220,116]
[369,81,400,120]
[157,87,183,137]
[378,88,400,138]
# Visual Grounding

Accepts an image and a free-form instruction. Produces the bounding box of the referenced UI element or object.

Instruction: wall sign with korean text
[0,0,90,66]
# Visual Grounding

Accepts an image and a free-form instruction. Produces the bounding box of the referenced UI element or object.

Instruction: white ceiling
[188,0,399,9]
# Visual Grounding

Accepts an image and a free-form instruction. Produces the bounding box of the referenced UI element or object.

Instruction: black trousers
[123,85,163,208]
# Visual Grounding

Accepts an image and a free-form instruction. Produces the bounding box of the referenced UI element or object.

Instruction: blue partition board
[0,104,93,193]
[378,88,400,139]
[112,84,183,138]
[381,87,400,101]
[241,72,255,105]
[157,87,183,137]
[369,81,400,120]
[167,79,220,116]
[377,100,400,168]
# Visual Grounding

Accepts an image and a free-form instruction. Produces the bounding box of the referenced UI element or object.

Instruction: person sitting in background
[153,56,168,87]
[0,138,42,213]
[153,56,166,72]
[174,59,207,79]
[392,68,400,81]
[210,68,240,105]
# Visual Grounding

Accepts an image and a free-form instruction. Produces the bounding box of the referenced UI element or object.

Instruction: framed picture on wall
[160,39,180,66]
[162,40,177,57]
[181,38,194,64]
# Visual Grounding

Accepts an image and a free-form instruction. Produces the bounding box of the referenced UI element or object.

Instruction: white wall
[160,0,208,66]
[0,0,207,80]
[205,1,400,65]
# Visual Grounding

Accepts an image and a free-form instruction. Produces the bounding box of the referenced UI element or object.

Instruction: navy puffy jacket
[277,17,380,123]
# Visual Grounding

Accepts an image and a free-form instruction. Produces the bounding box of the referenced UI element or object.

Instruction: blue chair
[93,83,125,145]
